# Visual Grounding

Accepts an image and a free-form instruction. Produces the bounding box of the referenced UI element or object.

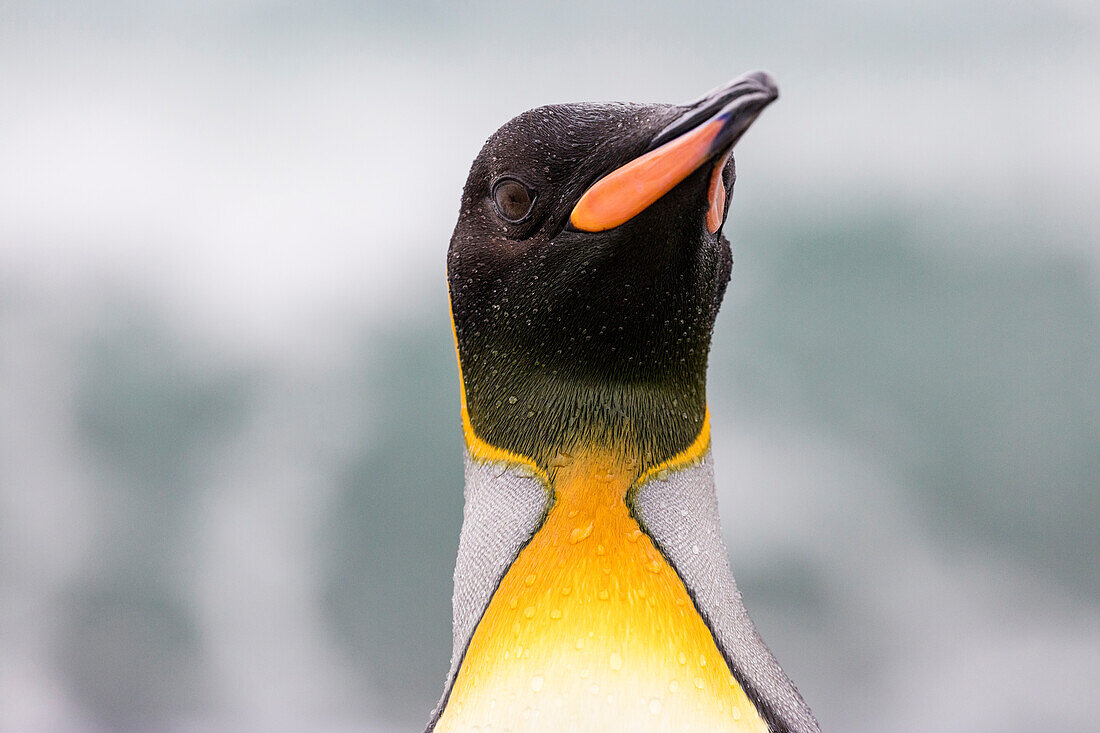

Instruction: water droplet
[507,396,518,404]
[646,559,662,574]
[575,638,585,650]
[668,679,679,693]
[596,544,606,555]
[627,528,643,543]
[678,651,687,664]
[569,521,594,544]
[530,674,544,692]
[649,698,663,715]
[567,509,578,518]
[523,606,536,618]
[694,677,705,690]
[698,654,707,667]
[525,573,537,586]
[560,586,571,596]
[550,451,573,468]
[508,597,518,609]
[598,589,610,601]
[636,587,647,598]
[550,608,562,620]
[609,652,622,671]
[731,707,742,720]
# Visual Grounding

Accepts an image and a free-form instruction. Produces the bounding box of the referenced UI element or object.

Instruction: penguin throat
[458,362,709,476]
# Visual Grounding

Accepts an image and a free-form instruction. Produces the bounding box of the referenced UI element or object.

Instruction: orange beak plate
[569,72,777,234]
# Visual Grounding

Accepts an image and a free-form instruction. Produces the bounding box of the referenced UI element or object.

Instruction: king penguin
[427,71,819,732]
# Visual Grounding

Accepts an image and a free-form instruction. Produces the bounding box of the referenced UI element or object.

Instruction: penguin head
[448,72,778,470]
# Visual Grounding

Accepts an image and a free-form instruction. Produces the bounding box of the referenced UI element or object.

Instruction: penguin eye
[492,178,535,223]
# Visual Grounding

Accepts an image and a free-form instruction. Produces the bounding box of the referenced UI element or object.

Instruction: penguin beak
[570,71,778,233]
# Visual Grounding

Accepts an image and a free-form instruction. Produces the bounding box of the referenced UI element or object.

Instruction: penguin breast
[435,452,767,732]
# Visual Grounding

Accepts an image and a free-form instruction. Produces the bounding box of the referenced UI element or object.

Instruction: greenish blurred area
[1,2,1097,732]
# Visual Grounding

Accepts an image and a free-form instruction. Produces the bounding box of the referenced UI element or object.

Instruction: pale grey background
[2,2,1098,732]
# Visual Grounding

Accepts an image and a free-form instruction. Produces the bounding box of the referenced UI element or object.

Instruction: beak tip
[745,70,779,102]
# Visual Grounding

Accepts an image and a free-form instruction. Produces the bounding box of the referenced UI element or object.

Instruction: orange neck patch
[435,451,767,732]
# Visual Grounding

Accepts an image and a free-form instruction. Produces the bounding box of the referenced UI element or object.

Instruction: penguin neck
[547,448,642,512]
[458,358,710,476]
[459,373,716,506]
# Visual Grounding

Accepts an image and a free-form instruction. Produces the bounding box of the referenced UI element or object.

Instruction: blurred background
[1,2,1098,732]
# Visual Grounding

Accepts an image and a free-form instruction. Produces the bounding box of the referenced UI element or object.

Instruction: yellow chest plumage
[435,454,767,732]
